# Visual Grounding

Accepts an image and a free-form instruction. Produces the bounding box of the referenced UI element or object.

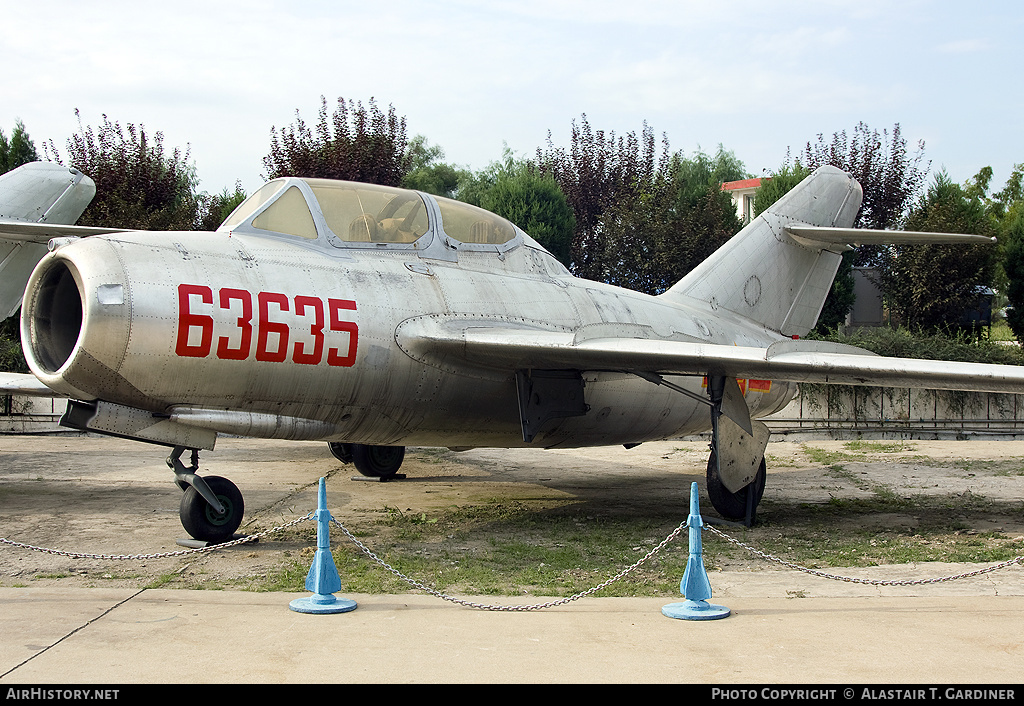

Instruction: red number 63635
[174,283,357,367]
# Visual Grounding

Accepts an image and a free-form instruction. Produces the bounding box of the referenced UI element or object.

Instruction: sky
[2,0,1022,197]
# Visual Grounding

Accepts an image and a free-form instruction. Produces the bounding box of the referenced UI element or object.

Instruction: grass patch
[952,458,1024,477]
[801,441,916,466]
[726,488,1024,569]
[216,481,1024,595]
[843,440,915,454]
[250,498,694,597]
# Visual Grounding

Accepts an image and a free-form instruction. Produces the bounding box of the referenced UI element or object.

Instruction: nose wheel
[168,446,245,543]
[179,475,244,542]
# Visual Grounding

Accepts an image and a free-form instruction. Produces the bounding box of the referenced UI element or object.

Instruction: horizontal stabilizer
[785,225,996,247]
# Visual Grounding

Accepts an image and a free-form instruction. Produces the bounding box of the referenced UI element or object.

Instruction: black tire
[350,444,405,478]
[328,442,353,463]
[706,451,766,521]
[179,475,244,542]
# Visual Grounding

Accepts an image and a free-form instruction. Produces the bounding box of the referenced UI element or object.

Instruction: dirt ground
[1,432,1023,592]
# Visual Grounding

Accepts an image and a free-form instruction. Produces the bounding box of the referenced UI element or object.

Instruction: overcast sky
[3,0,1021,197]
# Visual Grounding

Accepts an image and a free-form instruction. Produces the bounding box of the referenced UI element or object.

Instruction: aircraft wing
[0,221,130,320]
[0,372,61,397]
[397,317,1024,394]
[0,219,131,243]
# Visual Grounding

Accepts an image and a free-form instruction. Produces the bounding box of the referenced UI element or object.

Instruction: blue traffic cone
[289,477,357,614]
[662,482,730,620]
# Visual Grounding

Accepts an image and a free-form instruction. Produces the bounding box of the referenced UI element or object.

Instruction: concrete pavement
[2,436,1022,684]
[1,564,1022,684]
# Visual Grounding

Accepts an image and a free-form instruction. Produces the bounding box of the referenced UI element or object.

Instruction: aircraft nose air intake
[21,241,134,402]
[22,257,84,374]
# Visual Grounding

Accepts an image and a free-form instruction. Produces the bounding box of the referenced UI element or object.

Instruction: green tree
[536,115,675,283]
[481,157,576,266]
[0,315,28,372]
[46,110,200,230]
[197,183,247,231]
[652,177,743,292]
[1003,210,1024,341]
[753,162,811,217]
[536,116,744,292]
[675,145,748,207]
[0,119,39,174]
[992,163,1023,222]
[755,123,930,332]
[264,96,410,186]
[991,164,1024,342]
[878,172,997,335]
[642,147,745,293]
[401,135,468,198]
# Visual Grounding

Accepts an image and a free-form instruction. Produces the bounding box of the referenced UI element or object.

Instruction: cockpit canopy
[219,177,519,251]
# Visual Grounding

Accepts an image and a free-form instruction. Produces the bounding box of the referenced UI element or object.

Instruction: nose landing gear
[167,446,245,543]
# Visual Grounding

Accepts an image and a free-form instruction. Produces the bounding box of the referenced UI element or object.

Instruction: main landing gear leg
[633,372,769,526]
[167,446,245,543]
[705,376,770,527]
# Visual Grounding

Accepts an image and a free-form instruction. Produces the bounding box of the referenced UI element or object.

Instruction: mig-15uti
[2,163,1020,541]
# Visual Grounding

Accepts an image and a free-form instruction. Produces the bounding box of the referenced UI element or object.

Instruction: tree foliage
[799,122,929,232]
[992,163,1024,222]
[756,123,931,332]
[1003,210,1024,341]
[196,183,248,231]
[536,116,674,284]
[753,162,810,217]
[877,172,997,334]
[0,119,39,174]
[401,135,468,198]
[46,111,200,230]
[0,315,28,373]
[536,115,743,293]
[990,164,1024,342]
[264,96,410,186]
[480,157,575,267]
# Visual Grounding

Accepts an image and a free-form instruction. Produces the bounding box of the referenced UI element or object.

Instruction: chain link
[0,513,314,561]
[6,501,1021,601]
[704,524,1024,586]
[330,515,688,611]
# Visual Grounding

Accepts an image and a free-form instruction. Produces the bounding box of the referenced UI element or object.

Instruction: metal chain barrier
[331,515,688,611]
[704,524,1024,586]
[0,513,314,561]
[5,500,1022,602]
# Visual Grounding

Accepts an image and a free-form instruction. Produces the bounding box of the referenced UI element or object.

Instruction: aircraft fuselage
[22,228,795,450]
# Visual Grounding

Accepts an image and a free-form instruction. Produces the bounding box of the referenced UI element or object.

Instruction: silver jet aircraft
[3,165,1022,541]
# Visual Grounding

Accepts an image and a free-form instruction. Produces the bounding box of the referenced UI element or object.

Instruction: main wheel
[706,452,766,521]
[350,444,405,478]
[179,475,244,542]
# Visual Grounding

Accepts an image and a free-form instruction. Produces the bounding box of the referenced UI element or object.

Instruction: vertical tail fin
[660,165,861,337]
[0,163,96,319]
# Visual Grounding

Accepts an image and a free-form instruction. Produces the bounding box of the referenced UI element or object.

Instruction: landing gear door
[717,415,771,493]
[710,376,770,493]
[515,370,587,443]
